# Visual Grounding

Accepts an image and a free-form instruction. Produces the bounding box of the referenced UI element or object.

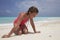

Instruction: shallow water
[0,17,60,24]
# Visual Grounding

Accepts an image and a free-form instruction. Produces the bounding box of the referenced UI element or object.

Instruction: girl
[2,6,40,38]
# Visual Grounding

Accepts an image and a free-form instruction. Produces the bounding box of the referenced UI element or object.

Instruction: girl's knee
[14,30,22,35]
[23,29,28,34]
[18,31,22,35]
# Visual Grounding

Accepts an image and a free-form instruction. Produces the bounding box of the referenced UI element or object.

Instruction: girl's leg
[14,28,22,35]
[14,24,22,35]
[22,24,28,34]
[14,24,28,35]
[2,23,22,38]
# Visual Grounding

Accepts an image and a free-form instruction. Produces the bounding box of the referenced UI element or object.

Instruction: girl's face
[29,12,37,18]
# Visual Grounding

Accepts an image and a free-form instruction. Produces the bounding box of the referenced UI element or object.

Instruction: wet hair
[27,6,39,15]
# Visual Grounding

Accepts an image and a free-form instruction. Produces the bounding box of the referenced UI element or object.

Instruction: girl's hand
[2,35,10,38]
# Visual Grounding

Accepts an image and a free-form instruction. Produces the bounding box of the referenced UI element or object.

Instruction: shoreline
[0,20,60,27]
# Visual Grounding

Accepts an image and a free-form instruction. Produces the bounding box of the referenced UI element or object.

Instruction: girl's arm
[30,18,36,33]
[30,18,40,33]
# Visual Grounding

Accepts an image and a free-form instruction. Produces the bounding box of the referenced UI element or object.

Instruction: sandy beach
[0,21,60,40]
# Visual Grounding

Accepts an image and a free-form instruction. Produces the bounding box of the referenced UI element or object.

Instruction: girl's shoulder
[18,12,26,16]
[18,12,27,19]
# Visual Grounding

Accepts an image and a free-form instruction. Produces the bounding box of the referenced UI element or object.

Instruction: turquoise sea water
[0,17,60,24]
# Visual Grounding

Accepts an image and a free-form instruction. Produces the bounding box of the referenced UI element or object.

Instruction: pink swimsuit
[20,17,28,25]
[14,16,29,30]
[14,17,28,25]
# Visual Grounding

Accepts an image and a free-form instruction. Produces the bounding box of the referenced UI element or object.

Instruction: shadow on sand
[10,32,38,37]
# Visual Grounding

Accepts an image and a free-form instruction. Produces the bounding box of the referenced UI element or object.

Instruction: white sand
[0,21,60,40]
